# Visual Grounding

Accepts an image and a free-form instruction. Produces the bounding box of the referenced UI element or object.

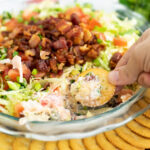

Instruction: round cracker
[13,137,31,150]
[127,120,150,138]
[30,140,45,150]
[144,89,150,99]
[0,133,15,143]
[104,130,140,150]
[96,133,117,150]
[115,126,150,149]
[78,68,115,107]
[135,115,150,128]
[58,140,71,150]
[83,136,102,150]
[137,99,150,118]
[144,97,150,104]
[69,139,86,150]
[45,141,58,150]
[0,133,15,150]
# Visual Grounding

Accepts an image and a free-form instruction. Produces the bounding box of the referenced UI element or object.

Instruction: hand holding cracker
[109,28,150,87]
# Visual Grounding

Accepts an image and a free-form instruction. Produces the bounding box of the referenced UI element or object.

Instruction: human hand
[109,28,150,87]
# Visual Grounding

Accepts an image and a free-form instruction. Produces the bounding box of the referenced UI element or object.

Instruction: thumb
[138,72,150,87]
[108,55,141,85]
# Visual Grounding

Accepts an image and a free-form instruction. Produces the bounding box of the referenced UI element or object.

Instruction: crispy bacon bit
[87,49,98,59]
[53,38,68,50]
[79,45,90,55]
[56,20,72,34]
[66,26,84,45]
[36,60,49,72]
[58,63,64,70]
[55,49,66,63]
[29,34,41,48]
[2,11,103,77]
[40,51,50,60]
[34,72,46,78]
[41,37,51,48]
[109,52,122,69]
[71,13,80,25]
[0,64,8,72]
[50,58,57,73]
[83,28,93,43]
[22,64,31,81]
[66,53,75,65]
[9,27,22,39]
[25,49,36,57]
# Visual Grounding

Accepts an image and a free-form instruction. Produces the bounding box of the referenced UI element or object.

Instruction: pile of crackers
[1,90,150,150]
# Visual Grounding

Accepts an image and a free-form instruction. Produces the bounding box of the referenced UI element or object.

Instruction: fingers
[138,72,150,87]
[116,50,130,68]
[109,50,141,85]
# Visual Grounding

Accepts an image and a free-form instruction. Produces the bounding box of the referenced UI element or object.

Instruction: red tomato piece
[41,100,48,106]
[8,69,20,82]
[0,33,4,43]
[22,10,38,21]
[113,37,127,47]
[14,103,24,117]
[88,18,102,31]
[5,19,19,31]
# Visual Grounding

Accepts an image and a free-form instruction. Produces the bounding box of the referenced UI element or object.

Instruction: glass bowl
[0,0,150,141]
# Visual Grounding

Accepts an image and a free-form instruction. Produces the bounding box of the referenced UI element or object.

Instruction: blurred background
[0,0,149,23]
[119,0,150,22]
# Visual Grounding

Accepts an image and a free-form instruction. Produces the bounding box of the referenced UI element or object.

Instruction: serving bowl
[0,0,150,141]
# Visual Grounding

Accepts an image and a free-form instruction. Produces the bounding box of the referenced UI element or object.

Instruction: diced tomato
[14,103,24,117]
[27,0,44,3]
[8,69,20,82]
[53,87,59,92]
[99,33,106,41]
[5,19,19,31]
[41,100,48,106]
[88,18,102,31]
[22,10,38,21]
[113,37,127,47]
[0,33,4,43]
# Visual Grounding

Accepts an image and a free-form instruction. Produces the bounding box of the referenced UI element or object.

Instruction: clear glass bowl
[0,0,150,141]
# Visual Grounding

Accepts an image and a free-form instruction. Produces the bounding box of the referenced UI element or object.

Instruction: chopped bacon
[53,38,68,50]
[50,58,57,73]
[1,9,103,78]
[56,20,72,34]
[22,64,31,81]
[29,34,41,48]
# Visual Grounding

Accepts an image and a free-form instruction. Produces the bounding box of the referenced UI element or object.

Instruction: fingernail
[108,71,119,84]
